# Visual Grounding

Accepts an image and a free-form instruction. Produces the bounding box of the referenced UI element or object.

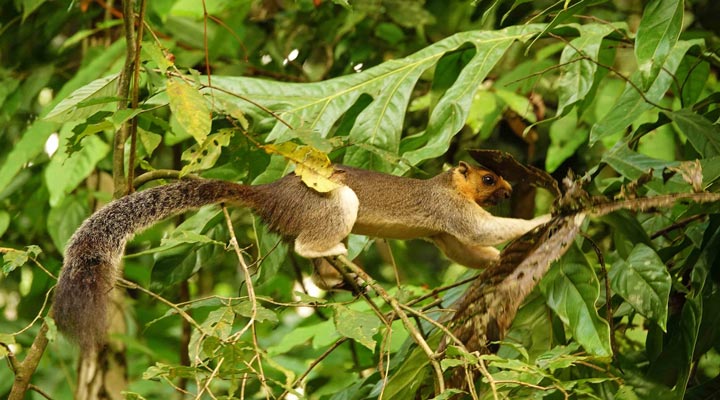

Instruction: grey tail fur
[53,179,253,352]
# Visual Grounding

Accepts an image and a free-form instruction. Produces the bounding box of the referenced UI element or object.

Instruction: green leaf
[130,230,224,257]
[556,23,615,116]
[138,129,162,156]
[546,110,587,173]
[602,142,690,194]
[647,228,720,398]
[2,246,42,275]
[0,211,9,238]
[58,20,123,53]
[22,0,46,20]
[0,40,124,192]
[203,307,235,340]
[675,57,709,107]
[332,304,380,351]
[141,41,173,72]
[180,129,234,176]
[666,109,720,158]
[635,0,683,89]
[609,243,671,330]
[45,73,120,122]
[541,244,612,357]
[166,78,211,144]
[430,389,466,400]
[267,320,335,355]
[400,27,539,170]
[233,301,279,324]
[149,208,225,289]
[44,126,110,207]
[205,25,545,172]
[495,89,537,123]
[466,90,501,139]
[47,194,89,252]
[590,39,701,144]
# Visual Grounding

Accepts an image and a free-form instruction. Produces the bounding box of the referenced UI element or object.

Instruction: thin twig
[650,214,705,239]
[277,338,348,400]
[27,384,53,400]
[116,278,207,335]
[195,357,224,400]
[126,0,147,192]
[548,32,673,112]
[12,285,54,336]
[405,275,478,307]
[222,206,270,398]
[333,255,446,394]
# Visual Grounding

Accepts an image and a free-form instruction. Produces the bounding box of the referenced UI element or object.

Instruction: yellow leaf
[264,142,342,192]
[166,78,211,144]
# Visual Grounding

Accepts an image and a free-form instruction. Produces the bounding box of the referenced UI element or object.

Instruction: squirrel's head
[452,161,512,206]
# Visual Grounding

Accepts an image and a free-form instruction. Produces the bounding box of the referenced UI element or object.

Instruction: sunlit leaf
[333,304,380,351]
[264,141,341,192]
[180,129,234,176]
[45,74,120,123]
[166,77,211,144]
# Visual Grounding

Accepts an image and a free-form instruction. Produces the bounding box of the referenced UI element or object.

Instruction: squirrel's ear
[457,161,470,177]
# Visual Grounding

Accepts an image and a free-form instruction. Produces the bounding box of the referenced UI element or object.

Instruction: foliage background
[1,0,719,398]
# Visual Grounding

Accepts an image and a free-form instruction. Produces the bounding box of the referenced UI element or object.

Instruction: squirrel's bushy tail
[54,179,252,351]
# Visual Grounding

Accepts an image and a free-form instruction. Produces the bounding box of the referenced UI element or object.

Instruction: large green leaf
[666,109,720,158]
[43,125,110,207]
[635,0,683,89]
[647,227,720,399]
[556,23,615,116]
[590,39,701,144]
[609,243,671,331]
[546,110,587,173]
[0,40,125,195]
[44,73,120,123]
[206,25,545,172]
[540,244,612,357]
[601,142,689,194]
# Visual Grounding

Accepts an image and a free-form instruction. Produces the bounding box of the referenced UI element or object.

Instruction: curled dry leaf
[263,141,342,193]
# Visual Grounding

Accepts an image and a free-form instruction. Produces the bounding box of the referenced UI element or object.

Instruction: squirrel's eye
[482,175,496,186]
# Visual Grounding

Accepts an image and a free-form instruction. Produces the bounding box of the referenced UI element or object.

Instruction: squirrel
[54,161,550,352]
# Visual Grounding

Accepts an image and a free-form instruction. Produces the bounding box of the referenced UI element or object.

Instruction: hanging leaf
[609,243,671,331]
[167,77,211,144]
[635,0,683,89]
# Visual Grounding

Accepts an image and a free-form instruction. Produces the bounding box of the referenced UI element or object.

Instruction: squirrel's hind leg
[293,185,359,258]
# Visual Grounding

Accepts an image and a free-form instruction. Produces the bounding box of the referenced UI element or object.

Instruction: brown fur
[54,163,549,351]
